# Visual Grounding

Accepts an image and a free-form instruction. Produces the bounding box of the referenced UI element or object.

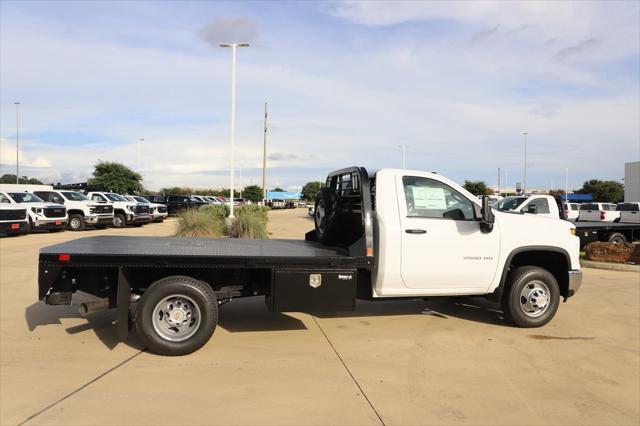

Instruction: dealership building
[625,161,640,202]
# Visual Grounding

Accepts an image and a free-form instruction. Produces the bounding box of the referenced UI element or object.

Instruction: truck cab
[1,191,67,232]
[87,192,150,228]
[32,190,114,231]
[492,195,560,219]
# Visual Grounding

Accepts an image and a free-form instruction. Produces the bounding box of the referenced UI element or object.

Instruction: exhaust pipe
[78,294,141,317]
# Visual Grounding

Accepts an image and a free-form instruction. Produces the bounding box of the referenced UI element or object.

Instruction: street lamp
[14,102,20,183]
[523,132,528,194]
[398,144,408,169]
[220,42,250,219]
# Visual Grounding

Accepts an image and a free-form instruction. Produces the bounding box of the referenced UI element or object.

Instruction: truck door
[397,175,500,291]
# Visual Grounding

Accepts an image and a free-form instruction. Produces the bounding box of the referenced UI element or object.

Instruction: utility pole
[498,167,501,196]
[239,165,243,198]
[262,102,268,200]
[398,144,408,169]
[505,172,508,194]
[523,132,528,194]
[220,42,250,219]
[14,102,20,183]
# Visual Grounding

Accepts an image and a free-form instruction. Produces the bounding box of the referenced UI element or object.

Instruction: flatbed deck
[40,236,372,268]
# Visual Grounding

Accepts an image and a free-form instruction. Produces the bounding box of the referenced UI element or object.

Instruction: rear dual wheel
[135,276,218,356]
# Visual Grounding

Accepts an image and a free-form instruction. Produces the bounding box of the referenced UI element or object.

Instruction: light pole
[398,144,408,169]
[262,102,268,200]
[220,42,250,219]
[14,102,20,183]
[523,132,528,194]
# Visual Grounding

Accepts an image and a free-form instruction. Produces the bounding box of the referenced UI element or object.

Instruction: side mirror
[480,196,495,233]
[527,204,538,214]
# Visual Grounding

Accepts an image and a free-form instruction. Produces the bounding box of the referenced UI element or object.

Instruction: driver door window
[91,194,106,202]
[402,176,475,220]
[0,194,10,203]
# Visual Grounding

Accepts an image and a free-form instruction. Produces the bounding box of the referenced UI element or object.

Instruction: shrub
[200,203,229,221]
[226,205,269,238]
[175,209,225,238]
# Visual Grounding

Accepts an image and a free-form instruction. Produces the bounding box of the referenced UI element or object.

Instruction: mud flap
[116,268,131,340]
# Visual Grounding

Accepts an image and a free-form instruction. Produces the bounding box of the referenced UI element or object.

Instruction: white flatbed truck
[38,167,582,355]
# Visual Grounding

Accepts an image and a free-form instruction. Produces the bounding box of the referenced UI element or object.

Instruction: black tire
[135,275,218,356]
[501,266,560,328]
[608,232,627,245]
[314,188,340,243]
[68,214,85,231]
[26,218,33,234]
[113,213,126,228]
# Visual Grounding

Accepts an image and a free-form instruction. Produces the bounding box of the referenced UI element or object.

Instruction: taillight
[59,253,71,262]
[600,211,605,220]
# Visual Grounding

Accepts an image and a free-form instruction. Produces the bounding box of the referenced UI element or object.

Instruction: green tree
[88,161,143,194]
[301,181,323,201]
[463,180,490,196]
[242,185,263,202]
[272,187,284,192]
[0,174,44,184]
[575,179,624,203]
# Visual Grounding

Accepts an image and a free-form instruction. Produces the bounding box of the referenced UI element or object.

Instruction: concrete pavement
[1,209,638,425]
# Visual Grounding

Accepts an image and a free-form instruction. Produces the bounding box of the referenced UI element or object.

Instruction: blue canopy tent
[266,191,302,200]
[565,194,593,202]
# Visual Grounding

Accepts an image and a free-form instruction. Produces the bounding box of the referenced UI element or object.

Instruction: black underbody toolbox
[268,269,357,312]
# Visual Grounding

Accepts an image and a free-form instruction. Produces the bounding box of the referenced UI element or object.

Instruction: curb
[580,260,640,273]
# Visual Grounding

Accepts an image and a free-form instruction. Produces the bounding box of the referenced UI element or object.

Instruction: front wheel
[135,276,218,356]
[113,213,126,228]
[68,214,85,231]
[502,266,560,328]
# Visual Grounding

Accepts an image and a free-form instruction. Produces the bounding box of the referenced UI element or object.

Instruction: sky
[0,0,638,192]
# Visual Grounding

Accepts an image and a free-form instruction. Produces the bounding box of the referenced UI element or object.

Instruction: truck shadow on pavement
[218,297,308,332]
[314,297,507,326]
[25,296,144,351]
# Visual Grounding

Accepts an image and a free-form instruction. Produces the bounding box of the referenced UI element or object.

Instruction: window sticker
[412,186,446,209]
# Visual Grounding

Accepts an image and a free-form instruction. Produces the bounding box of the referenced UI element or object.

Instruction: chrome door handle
[405,229,427,234]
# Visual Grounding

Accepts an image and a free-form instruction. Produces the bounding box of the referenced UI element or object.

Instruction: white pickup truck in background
[32,189,114,231]
[577,203,620,222]
[126,195,168,222]
[492,195,560,218]
[87,192,151,228]
[1,191,67,232]
[616,202,640,224]
[0,194,28,236]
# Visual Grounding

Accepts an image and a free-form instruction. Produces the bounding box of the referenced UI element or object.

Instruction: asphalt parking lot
[1,209,638,425]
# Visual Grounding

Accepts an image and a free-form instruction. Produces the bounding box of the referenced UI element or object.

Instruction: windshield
[189,196,201,202]
[62,191,88,201]
[8,192,44,203]
[493,197,527,211]
[133,196,149,203]
[105,193,127,202]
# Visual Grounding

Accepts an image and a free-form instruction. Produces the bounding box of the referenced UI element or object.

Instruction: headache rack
[305,166,375,258]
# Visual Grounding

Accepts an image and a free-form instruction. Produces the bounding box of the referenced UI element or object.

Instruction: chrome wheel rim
[113,216,123,227]
[70,217,81,229]
[611,236,624,245]
[151,295,201,342]
[520,280,551,318]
